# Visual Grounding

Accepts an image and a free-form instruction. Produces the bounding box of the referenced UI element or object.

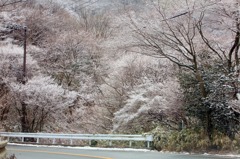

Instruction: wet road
[6,145,239,159]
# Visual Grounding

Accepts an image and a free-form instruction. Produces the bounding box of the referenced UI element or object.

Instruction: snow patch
[8,143,151,152]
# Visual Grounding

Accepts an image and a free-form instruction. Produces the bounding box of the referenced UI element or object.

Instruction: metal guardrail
[0,132,153,148]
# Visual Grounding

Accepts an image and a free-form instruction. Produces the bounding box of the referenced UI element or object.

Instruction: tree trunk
[195,70,214,141]
[206,109,213,141]
[195,70,207,98]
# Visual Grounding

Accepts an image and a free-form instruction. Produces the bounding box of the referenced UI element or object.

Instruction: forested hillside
[0,0,240,152]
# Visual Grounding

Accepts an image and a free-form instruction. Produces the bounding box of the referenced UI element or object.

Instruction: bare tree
[0,0,25,8]
[0,0,26,11]
[130,0,240,139]
[76,8,112,38]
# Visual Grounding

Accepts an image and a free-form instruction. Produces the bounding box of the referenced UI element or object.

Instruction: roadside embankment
[0,141,7,159]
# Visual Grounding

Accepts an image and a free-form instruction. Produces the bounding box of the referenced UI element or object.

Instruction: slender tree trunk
[195,71,207,98]
[234,1,240,99]
[206,109,213,141]
[195,70,213,141]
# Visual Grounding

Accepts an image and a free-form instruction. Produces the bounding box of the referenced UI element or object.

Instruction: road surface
[6,145,239,159]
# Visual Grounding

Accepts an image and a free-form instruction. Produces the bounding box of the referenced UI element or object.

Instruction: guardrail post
[89,140,91,146]
[36,138,39,144]
[53,138,56,144]
[146,134,153,149]
[109,141,112,147]
[21,137,24,142]
[70,139,73,145]
[129,141,132,147]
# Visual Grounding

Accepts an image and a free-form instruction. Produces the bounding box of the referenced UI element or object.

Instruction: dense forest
[0,0,240,152]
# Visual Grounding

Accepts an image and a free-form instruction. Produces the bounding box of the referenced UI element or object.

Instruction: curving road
[6,145,239,159]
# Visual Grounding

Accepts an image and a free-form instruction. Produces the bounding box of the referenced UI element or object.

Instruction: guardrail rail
[0,132,153,148]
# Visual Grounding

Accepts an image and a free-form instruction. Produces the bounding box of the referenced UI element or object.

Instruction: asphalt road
[6,145,239,159]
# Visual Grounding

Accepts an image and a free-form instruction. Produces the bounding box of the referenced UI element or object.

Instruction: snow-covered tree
[130,0,240,139]
[0,0,25,9]
[10,75,78,132]
[30,33,103,92]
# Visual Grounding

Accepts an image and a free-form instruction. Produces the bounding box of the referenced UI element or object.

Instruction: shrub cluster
[153,128,240,153]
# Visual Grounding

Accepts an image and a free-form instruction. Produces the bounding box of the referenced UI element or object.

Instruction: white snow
[8,143,151,152]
